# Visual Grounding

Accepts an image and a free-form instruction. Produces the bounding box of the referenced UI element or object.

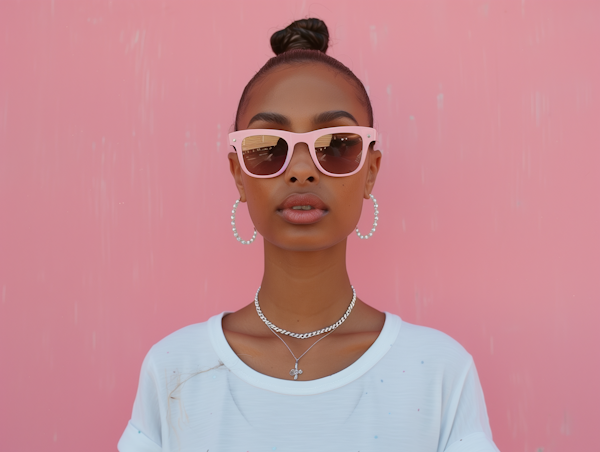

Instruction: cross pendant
[289,360,303,380]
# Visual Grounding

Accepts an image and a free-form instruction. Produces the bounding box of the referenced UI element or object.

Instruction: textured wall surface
[1,1,599,451]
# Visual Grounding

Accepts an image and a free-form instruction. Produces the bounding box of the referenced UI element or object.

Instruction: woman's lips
[278,193,328,225]
[280,207,327,224]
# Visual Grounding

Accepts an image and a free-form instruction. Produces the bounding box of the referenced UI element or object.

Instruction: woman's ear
[228,152,247,202]
[364,149,382,199]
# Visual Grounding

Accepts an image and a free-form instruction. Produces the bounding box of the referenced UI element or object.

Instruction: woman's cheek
[246,197,272,236]
[341,201,364,238]
[339,181,367,227]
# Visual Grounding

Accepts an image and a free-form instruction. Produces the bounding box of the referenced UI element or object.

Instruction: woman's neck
[257,239,353,333]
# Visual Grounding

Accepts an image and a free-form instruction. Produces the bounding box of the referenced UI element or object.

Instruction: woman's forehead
[240,63,370,128]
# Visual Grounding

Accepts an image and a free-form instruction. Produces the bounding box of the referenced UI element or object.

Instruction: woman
[119,18,500,452]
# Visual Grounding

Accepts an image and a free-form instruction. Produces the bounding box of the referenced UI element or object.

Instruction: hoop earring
[231,199,257,245]
[355,194,379,240]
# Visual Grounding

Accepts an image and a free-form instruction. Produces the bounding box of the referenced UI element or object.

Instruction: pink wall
[1,1,599,450]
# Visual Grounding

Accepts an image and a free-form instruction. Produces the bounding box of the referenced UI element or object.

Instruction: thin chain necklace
[266,325,336,380]
[254,285,356,339]
[254,285,357,380]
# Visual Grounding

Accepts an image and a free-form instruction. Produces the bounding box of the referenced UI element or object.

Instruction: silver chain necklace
[266,326,336,380]
[253,285,357,339]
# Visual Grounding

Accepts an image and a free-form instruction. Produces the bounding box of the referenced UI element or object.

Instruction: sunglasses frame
[228,126,377,178]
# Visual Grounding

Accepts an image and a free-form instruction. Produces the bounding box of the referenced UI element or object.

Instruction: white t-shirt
[118,312,500,452]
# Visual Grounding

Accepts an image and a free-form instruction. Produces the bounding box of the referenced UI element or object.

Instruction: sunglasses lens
[241,135,288,176]
[314,133,364,174]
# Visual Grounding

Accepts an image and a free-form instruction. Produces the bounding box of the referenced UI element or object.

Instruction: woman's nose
[285,142,320,184]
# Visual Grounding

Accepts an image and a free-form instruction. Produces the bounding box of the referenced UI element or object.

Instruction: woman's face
[229,63,381,251]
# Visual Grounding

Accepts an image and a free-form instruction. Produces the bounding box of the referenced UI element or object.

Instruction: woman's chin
[264,232,349,252]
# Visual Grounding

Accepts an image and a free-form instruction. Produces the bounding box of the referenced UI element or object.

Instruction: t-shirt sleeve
[441,357,500,452]
[118,349,163,452]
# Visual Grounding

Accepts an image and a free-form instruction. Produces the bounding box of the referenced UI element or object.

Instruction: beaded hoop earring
[231,199,257,245]
[355,194,379,240]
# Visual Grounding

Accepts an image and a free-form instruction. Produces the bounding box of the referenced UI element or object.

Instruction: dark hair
[234,18,374,130]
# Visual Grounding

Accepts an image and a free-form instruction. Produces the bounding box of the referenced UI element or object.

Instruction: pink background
[1,1,599,450]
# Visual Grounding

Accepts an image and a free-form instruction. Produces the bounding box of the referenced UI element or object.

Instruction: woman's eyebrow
[313,110,358,125]
[247,112,291,127]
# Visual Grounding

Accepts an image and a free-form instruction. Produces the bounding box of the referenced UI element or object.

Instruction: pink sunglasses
[229,126,377,178]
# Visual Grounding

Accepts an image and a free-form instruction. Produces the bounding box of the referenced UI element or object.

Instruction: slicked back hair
[234,49,374,131]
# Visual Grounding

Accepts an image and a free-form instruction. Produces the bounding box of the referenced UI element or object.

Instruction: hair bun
[270,18,329,55]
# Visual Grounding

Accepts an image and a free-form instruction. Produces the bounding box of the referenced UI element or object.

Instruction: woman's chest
[223,330,381,381]
[161,369,442,452]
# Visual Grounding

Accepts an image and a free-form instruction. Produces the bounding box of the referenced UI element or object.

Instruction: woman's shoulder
[386,313,473,370]
[142,313,223,372]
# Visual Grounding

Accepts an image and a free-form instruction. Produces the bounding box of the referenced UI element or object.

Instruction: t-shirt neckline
[208,310,401,395]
